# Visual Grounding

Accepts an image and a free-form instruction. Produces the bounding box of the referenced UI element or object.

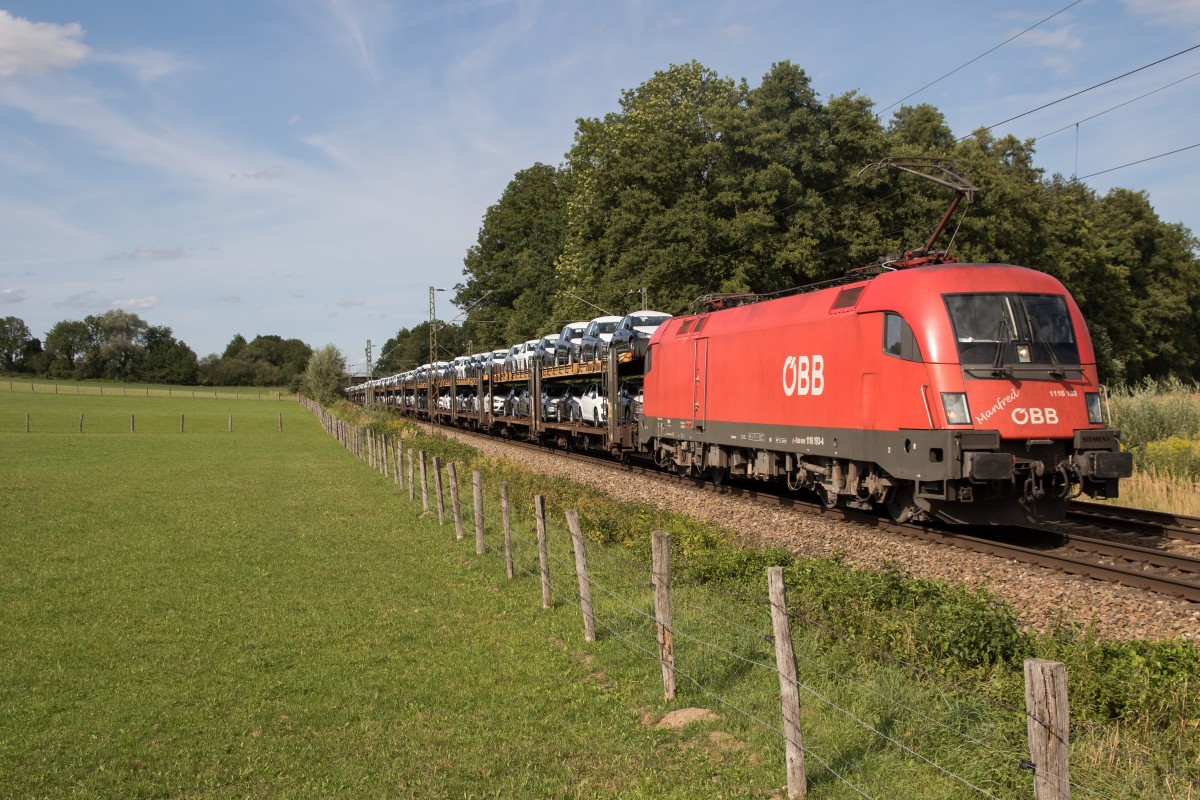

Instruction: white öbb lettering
[782,355,825,397]
[1011,407,1060,425]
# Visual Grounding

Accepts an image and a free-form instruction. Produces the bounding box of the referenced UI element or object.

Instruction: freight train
[348,161,1133,525]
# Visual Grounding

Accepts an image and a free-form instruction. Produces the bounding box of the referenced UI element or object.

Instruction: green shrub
[1137,435,1200,480]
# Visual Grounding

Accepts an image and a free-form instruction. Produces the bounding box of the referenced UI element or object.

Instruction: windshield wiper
[1026,313,1065,378]
[991,317,1012,376]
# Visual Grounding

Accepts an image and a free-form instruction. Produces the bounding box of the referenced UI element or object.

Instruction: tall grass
[1107,380,1200,514]
[1109,377,1200,451]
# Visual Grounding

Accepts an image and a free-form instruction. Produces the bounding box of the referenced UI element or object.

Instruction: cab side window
[883,312,923,362]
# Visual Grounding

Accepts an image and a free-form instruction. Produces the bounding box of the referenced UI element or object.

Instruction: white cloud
[312,0,393,82]
[231,165,287,180]
[1122,0,1200,28]
[215,293,242,303]
[0,11,89,79]
[108,245,185,261]
[93,48,193,84]
[0,288,26,303]
[725,24,750,43]
[287,114,301,126]
[1012,25,1083,76]
[336,298,365,308]
[57,290,99,309]
[111,296,158,310]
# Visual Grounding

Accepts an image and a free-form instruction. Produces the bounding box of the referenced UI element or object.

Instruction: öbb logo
[1011,407,1059,425]
[782,355,824,397]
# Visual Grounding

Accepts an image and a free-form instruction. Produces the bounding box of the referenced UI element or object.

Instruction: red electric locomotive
[639,262,1133,525]
[639,160,1132,525]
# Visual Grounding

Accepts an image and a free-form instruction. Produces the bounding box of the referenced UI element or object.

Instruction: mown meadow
[2,383,1197,798]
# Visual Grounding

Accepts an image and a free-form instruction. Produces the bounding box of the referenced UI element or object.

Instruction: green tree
[223,334,247,360]
[42,319,90,378]
[303,344,347,406]
[0,316,32,372]
[457,163,568,346]
[82,309,149,379]
[376,322,469,375]
[142,325,199,384]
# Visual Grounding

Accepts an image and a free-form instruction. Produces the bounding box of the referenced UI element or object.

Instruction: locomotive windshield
[944,293,1080,372]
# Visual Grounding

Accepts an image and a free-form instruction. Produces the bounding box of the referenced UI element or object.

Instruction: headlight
[1085,392,1104,425]
[941,392,971,425]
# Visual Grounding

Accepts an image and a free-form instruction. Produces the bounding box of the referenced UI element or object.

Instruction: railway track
[424,420,1200,604]
[1065,500,1200,543]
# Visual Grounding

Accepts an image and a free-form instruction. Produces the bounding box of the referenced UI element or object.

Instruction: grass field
[1,390,797,798]
[3,389,1194,798]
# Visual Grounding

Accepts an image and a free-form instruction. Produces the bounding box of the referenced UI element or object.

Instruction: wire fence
[304,399,1199,799]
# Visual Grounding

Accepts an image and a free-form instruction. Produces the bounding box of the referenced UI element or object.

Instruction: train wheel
[816,484,839,509]
[886,485,917,523]
[707,466,727,485]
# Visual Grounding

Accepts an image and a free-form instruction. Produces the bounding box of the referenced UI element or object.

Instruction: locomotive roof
[655,263,1091,364]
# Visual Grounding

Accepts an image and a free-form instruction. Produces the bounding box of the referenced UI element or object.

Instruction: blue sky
[1,0,1197,370]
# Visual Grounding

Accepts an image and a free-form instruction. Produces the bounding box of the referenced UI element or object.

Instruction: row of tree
[445,60,1199,386]
[0,312,313,388]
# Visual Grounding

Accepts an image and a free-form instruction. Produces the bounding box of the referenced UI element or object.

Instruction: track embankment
[426,423,1200,645]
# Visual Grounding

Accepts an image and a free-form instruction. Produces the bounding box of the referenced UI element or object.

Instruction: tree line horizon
[0,309,313,390]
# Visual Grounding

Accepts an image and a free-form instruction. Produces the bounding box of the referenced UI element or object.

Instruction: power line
[964,42,1200,140]
[1077,141,1200,180]
[876,0,1085,119]
[1033,68,1200,142]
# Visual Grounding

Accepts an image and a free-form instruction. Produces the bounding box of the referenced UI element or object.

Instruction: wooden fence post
[78,412,83,433]
[768,567,808,798]
[228,414,232,433]
[535,494,551,609]
[418,450,429,513]
[448,462,464,540]
[500,482,513,579]
[380,434,389,475]
[566,510,595,642]
[279,412,283,432]
[393,440,402,487]
[131,414,135,433]
[180,414,184,433]
[652,531,676,700]
[407,450,415,501]
[472,470,485,555]
[432,456,446,525]
[1025,659,1070,800]
[25,412,29,432]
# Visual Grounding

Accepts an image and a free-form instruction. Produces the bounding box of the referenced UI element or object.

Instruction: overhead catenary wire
[1033,68,1200,142]
[962,42,1200,141]
[464,1,1091,323]
[874,0,1086,121]
[1076,142,1200,180]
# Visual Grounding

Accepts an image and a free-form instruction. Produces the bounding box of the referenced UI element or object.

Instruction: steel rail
[1066,500,1200,543]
